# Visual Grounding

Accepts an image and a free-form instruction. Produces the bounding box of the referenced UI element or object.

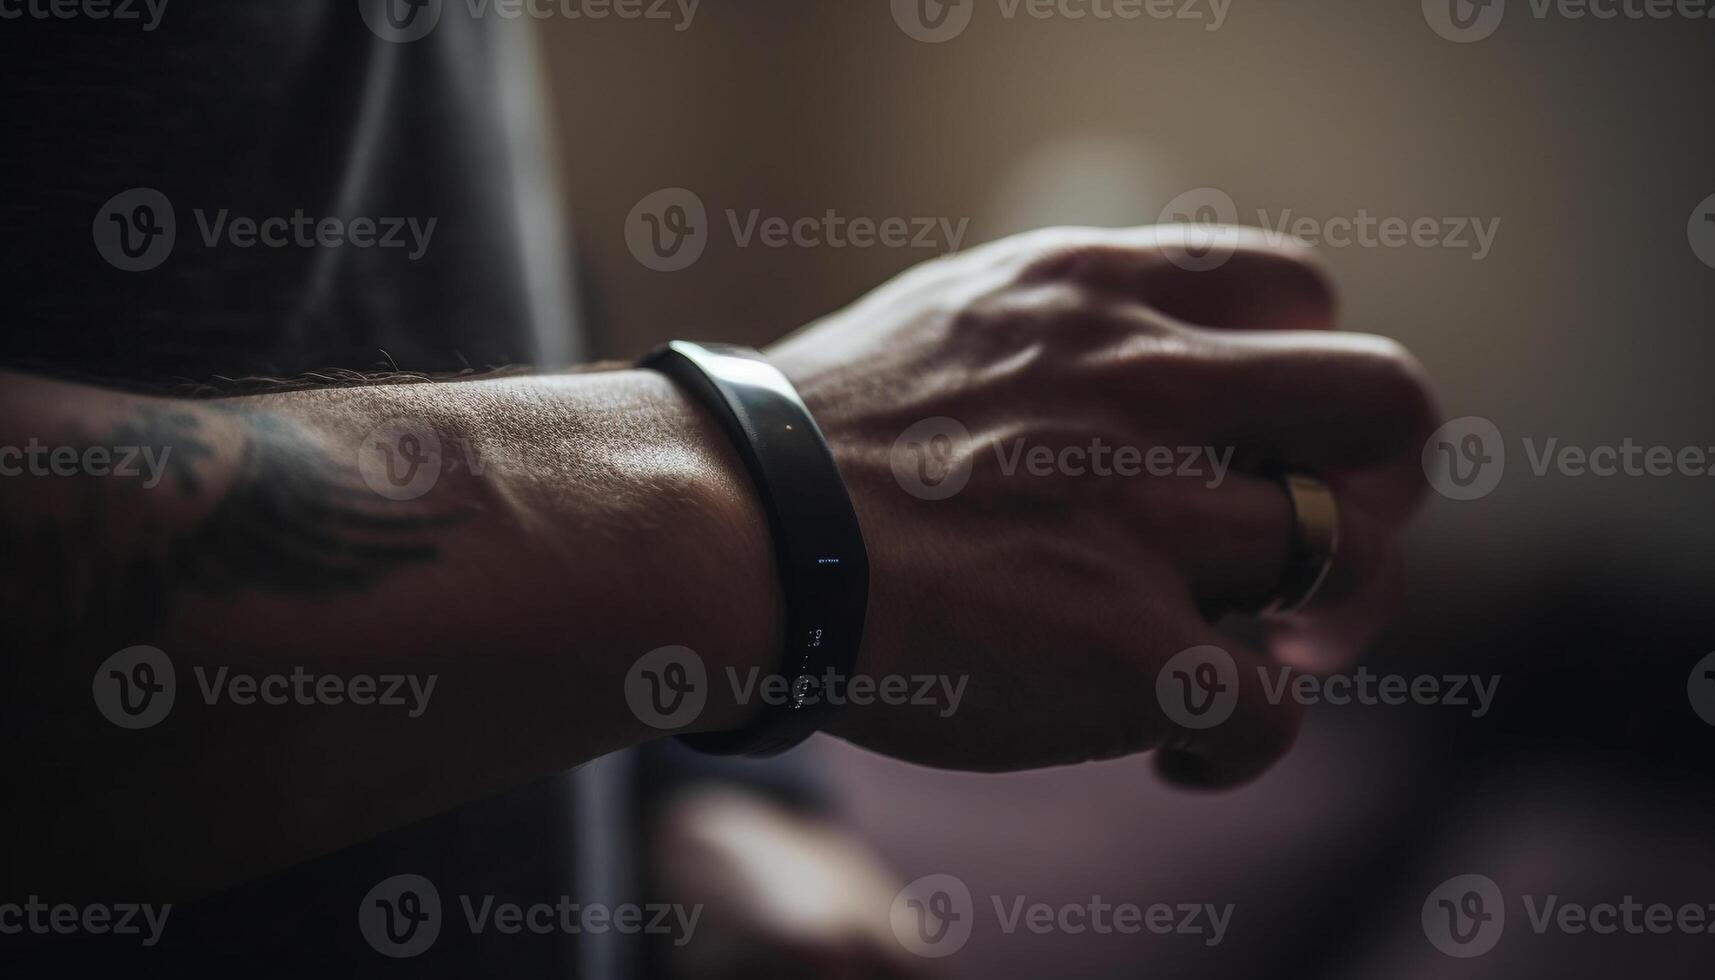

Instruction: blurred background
[533,3,1715,976]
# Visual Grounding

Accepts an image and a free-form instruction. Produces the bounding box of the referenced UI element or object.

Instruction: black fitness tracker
[639,342,871,756]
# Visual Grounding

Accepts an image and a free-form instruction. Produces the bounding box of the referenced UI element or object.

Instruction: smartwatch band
[639,342,871,756]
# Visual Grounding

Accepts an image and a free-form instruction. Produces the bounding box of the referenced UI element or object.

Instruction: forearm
[0,368,781,902]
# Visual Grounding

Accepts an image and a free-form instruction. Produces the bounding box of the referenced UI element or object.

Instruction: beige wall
[538,2,1713,582]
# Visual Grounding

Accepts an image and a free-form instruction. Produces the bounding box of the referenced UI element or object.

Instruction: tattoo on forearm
[108,406,216,496]
[172,412,468,598]
[1,404,471,649]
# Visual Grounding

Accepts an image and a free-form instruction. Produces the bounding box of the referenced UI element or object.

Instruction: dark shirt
[1,0,576,384]
[2,4,591,976]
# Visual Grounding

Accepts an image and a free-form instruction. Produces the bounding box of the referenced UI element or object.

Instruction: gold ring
[1259,473,1340,617]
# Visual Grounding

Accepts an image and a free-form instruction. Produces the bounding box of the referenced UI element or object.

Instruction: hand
[768,225,1439,785]
[651,788,928,980]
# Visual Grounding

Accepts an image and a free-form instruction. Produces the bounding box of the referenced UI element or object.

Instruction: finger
[1159,326,1440,522]
[1133,471,1293,616]
[1264,485,1408,674]
[1267,554,1405,674]
[1140,473,1403,671]
[1013,225,1338,331]
[1150,620,1305,790]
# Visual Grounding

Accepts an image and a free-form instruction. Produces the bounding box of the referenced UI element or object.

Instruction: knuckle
[968,280,1136,350]
[1007,225,1164,290]
[1104,329,1219,399]
[1015,239,1119,286]
[1049,299,1138,348]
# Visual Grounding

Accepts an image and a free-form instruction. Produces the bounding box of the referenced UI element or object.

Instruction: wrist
[635,345,871,755]
[381,368,784,749]
[621,369,787,737]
